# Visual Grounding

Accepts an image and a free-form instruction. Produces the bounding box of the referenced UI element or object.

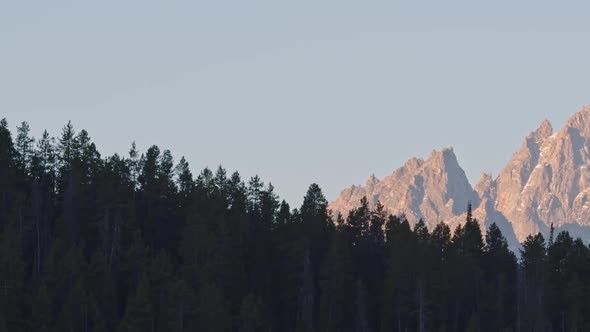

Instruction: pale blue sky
[1,1,589,206]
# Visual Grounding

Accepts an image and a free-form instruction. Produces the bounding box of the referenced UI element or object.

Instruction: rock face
[329,147,479,230]
[329,106,590,247]
[495,106,590,242]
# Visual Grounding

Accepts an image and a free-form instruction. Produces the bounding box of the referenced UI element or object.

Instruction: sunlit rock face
[330,106,590,247]
[494,106,590,242]
[329,147,479,231]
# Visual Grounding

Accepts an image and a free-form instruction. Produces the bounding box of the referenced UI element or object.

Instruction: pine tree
[175,156,194,210]
[448,209,485,331]
[297,184,330,330]
[319,222,354,331]
[31,130,56,185]
[520,233,547,331]
[127,142,140,190]
[347,196,370,247]
[15,121,35,175]
[482,223,517,331]
[58,121,77,176]
[0,119,17,231]
[382,216,414,331]
[159,149,176,198]
[0,119,16,167]
[248,175,264,213]
[276,200,291,225]
[138,145,159,193]
[430,221,452,329]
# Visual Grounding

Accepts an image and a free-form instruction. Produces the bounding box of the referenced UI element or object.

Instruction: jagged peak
[365,174,379,186]
[478,172,493,184]
[427,147,460,169]
[563,105,590,136]
[538,119,553,136]
[402,156,425,169]
[527,119,553,143]
[428,146,455,159]
[475,172,495,196]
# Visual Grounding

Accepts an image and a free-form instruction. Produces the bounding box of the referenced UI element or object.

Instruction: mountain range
[329,106,590,248]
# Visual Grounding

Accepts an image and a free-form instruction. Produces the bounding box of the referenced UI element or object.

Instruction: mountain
[329,106,590,247]
[493,106,590,242]
[330,147,479,230]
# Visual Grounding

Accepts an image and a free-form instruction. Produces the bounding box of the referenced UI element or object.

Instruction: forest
[1,118,590,332]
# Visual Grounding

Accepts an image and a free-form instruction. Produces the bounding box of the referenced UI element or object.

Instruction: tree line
[0,119,589,331]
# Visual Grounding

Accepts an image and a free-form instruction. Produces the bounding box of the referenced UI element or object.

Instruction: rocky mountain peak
[366,174,379,185]
[330,105,590,246]
[475,173,495,199]
[531,119,553,142]
[328,146,476,227]
[563,105,590,137]
[428,146,456,163]
[402,157,425,170]
[365,174,379,193]
[477,172,493,185]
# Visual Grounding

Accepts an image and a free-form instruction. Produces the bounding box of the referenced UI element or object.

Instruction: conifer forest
[1,119,590,332]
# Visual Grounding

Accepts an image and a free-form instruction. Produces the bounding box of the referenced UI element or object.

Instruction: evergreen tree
[31,130,57,185]
[429,221,452,329]
[482,223,517,331]
[15,121,35,175]
[319,221,354,332]
[448,208,484,331]
[175,156,194,211]
[382,215,414,331]
[127,142,140,190]
[347,196,370,247]
[57,121,77,176]
[0,119,17,231]
[520,232,547,331]
[276,200,291,225]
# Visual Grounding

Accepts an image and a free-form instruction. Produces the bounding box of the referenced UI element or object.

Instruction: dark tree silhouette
[0,119,590,331]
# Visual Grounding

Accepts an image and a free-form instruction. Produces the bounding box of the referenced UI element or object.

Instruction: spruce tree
[15,121,35,175]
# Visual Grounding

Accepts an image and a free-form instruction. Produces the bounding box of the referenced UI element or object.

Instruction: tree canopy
[1,118,590,331]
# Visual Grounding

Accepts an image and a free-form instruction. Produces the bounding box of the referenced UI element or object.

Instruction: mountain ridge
[329,106,590,247]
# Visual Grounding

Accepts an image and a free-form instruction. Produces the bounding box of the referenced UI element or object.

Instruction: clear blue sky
[1,1,589,206]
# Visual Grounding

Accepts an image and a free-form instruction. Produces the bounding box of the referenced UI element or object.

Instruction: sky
[1,1,589,206]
